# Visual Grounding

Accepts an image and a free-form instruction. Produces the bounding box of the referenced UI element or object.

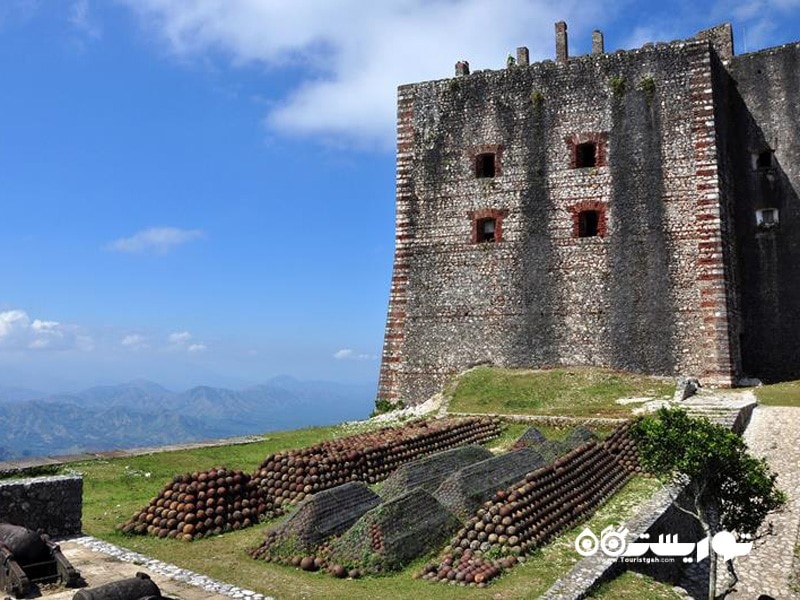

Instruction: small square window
[578,210,599,237]
[756,208,779,228]
[476,153,496,178]
[756,150,773,169]
[477,217,497,242]
[575,143,597,168]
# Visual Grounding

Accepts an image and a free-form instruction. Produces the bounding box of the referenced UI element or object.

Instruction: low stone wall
[0,475,82,536]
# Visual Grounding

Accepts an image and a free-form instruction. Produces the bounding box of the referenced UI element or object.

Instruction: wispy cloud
[333,348,376,361]
[69,0,101,39]
[107,226,205,255]
[0,309,93,351]
[168,331,192,345]
[168,331,209,353]
[121,333,149,350]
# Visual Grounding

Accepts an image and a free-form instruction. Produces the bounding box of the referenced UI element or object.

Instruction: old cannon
[0,523,81,597]
[73,572,162,600]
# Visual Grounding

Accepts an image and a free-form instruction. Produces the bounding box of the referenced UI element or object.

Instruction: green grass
[64,418,663,600]
[587,571,684,599]
[754,379,800,407]
[448,366,673,418]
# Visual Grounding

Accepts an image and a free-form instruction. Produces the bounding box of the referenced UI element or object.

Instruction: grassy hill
[447,366,673,418]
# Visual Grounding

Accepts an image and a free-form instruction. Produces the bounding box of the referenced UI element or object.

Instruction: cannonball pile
[425,423,638,586]
[251,417,501,518]
[603,421,641,473]
[249,534,367,580]
[419,550,514,587]
[120,467,261,541]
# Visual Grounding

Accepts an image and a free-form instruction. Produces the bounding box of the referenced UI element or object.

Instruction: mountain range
[0,377,375,460]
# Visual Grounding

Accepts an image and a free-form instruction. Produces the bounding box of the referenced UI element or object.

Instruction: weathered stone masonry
[0,475,83,536]
[379,23,800,406]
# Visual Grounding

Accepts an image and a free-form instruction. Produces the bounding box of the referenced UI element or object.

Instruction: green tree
[631,407,785,600]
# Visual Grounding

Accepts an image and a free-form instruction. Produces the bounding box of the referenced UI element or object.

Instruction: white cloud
[168,331,193,345]
[121,333,149,350]
[107,226,205,255]
[333,348,376,361]
[0,309,92,351]
[118,0,607,148]
[167,331,208,353]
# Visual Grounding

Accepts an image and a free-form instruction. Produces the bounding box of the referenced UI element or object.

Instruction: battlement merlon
[444,22,735,81]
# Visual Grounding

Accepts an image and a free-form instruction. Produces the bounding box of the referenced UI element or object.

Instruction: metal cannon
[0,522,81,597]
[73,572,162,600]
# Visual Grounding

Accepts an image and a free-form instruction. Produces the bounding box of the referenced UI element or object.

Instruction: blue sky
[1,0,799,392]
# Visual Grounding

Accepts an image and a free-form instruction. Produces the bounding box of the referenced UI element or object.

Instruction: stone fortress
[378,22,800,406]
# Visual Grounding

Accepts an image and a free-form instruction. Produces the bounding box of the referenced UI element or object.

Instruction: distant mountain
[0,401,213,459]
[0,377,375,460]
[0,385,46,403]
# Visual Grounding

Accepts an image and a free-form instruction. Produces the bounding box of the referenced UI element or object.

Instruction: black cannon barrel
[0,523,49,565]
[73,572,161,600]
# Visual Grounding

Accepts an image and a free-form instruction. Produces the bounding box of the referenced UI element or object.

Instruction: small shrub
[372,399,405,416]
[639,76,656,105]
[610,76,626,97]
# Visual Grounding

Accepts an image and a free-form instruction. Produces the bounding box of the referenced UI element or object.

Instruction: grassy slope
[755,379,800,407]
[67,418,661,600]
[448,366,673,418]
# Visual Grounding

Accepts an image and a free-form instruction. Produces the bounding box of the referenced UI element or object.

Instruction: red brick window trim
[570,201,608,238]
[565,133,608,169]
[468,144,504,178]
[469,208,508,243]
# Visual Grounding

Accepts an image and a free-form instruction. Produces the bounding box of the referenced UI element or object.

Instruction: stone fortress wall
[378,22,800,406]
[0,475,83,536]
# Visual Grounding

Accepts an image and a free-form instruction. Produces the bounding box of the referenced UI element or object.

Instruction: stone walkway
[725,406,800,600]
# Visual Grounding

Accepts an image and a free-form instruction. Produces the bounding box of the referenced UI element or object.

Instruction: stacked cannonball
[425,423,638,585]
[120,467,262,541]
[603,421,641,473]
[251,417,501,517]
[120,417,500,541]
[419,551,515,587]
